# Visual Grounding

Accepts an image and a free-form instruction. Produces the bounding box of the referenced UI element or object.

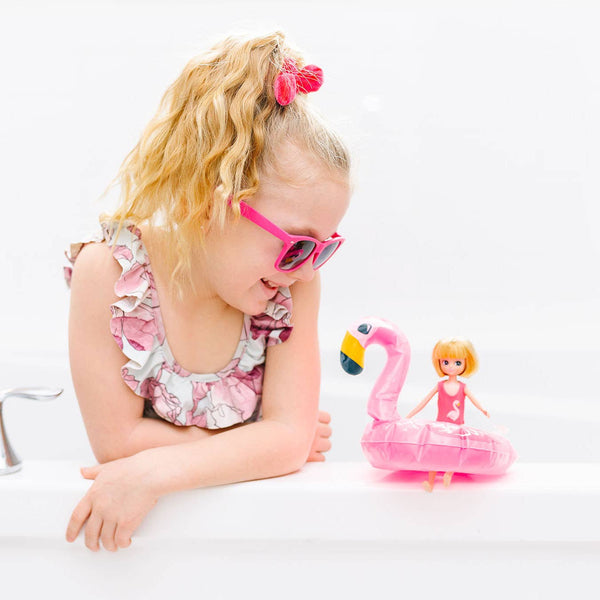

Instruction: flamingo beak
[340,331,365,375]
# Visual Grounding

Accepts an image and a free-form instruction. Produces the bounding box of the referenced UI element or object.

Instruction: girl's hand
[65,453,161,552]
[307,410,332,462]
[482,409,490,418]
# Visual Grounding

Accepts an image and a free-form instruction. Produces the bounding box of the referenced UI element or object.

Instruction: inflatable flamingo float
[340,317,517,485]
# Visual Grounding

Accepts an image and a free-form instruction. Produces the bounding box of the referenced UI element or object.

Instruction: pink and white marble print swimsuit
[63,218,293,430]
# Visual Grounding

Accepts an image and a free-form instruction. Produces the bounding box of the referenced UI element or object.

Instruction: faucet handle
[0,386,63,474]
[0,386,64,403]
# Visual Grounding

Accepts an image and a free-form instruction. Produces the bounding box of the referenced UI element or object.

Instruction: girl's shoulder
[63,217,144,289]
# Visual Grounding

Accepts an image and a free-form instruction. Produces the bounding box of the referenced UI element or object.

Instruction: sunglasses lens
[278,240,317,271]
[313,240,342,269]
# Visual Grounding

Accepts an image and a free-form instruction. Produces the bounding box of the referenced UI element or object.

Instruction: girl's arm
[68,242,230,463]
[406,386,438,418]
[66,272,322,551]
[142,271,324,487]
[464,386,490,417]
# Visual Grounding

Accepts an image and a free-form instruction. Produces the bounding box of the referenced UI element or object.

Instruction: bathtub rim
[1,459,599,545]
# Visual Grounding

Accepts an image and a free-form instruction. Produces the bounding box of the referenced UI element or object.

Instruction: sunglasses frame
[234,199,345,272]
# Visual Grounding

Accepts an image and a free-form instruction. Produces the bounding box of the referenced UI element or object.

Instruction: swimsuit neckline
[133,223,249,378]
[441,380,463,397]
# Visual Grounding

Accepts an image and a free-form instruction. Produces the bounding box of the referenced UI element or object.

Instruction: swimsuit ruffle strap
[63,218,163,396]
[99,219,163,393]
[63,227,105,288]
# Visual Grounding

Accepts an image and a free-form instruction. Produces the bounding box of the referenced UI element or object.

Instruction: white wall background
[1,0,598,461]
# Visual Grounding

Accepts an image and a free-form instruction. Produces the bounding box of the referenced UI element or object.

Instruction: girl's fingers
[309,450,326,462]
[319,424,332,438]
[316,437,332,453]
[80,464,102,480]
[84,512,104,552]
[115,524,133,549]
[318,410,331,424]
[310,434,332,455]
[100,520,118,552]
[65,497,92,543]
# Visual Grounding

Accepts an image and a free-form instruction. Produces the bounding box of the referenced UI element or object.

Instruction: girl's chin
[234,281,278,316]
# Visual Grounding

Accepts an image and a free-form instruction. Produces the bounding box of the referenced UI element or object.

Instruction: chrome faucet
[0,386,63,474]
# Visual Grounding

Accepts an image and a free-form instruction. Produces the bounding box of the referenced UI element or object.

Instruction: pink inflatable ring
[340,317,517,476]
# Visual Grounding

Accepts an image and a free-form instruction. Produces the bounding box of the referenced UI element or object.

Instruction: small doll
[406,337,490,492]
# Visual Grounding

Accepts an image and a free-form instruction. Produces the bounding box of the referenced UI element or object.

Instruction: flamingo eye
[358,323,372,334]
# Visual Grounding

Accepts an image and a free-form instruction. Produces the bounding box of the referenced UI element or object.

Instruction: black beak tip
[340,352,363,375]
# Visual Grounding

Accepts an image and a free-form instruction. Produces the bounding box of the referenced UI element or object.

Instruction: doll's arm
[406,386,438,418]
[464,386,490,417]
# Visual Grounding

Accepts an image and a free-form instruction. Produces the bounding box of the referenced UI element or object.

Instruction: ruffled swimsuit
[63,218,293,430]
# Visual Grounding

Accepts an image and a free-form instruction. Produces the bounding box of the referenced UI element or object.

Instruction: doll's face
[440,358,466,376]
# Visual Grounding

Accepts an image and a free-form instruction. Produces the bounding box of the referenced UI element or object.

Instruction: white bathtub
[1,350,599,599]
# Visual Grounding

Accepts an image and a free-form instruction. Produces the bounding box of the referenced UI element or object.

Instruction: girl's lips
[261,278,280,290]
[260,278,280,297]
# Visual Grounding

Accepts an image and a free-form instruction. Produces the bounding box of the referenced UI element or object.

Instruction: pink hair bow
[273,58,324,106]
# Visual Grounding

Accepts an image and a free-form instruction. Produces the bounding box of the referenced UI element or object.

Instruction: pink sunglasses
[236,200,345,272]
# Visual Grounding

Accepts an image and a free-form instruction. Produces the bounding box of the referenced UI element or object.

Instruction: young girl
[62,31,351,552]
[406,337,489,492]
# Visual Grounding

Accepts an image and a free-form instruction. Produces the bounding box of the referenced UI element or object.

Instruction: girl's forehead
[261,139,350,195]
[254,169,350,239]
[263,138,322,177]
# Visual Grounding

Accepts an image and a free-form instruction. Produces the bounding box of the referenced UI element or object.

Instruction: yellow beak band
[340,332,365,375]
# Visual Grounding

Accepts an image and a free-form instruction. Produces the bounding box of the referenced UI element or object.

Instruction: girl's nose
[292,258,316,283]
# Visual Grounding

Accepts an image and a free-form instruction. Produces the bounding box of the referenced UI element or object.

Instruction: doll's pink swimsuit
[63,218,293,430]
[436,380,466,425]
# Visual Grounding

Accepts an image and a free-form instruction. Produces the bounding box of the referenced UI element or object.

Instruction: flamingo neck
[367,342,410,421]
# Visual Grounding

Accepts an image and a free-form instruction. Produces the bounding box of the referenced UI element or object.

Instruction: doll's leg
[423,471,437,492]
[443,471,454,487]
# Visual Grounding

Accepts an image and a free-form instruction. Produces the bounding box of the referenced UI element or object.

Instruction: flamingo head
[340,317,401,375]
[340,322,372,375]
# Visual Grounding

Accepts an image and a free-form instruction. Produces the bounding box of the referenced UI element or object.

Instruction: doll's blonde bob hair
[432,338,479,378]
[96,31,351,303]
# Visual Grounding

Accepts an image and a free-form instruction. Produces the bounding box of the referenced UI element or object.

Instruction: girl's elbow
[288,432,315,472]
[272,424,311,473]
[287,444,310,472]
[284,453,308,475]
[90,419,153,463]
[92,445,128,464]
[90,435,133,464]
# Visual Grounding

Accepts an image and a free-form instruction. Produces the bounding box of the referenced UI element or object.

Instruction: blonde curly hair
[97,31,351,302]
